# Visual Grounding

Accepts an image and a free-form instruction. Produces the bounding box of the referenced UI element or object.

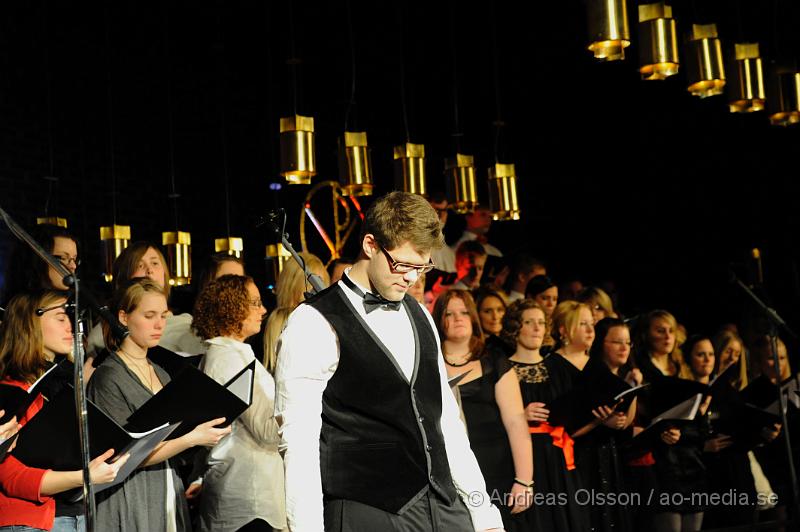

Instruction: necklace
[444,355,472,367]
[118,348,155,391]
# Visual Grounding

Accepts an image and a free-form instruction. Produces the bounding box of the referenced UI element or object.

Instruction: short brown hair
[193,274,253,340]
[362,192,444,253]
[501,298,544,348]
[432,289,485,361]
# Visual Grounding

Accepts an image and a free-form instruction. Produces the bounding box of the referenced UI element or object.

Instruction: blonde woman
[263,253,329,373]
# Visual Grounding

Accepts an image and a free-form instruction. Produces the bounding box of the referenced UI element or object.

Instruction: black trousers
[323,490,474,532]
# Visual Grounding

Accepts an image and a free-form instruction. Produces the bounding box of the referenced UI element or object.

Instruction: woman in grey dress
[88,279,231,532]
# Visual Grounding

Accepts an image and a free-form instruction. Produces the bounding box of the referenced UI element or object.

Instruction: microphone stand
[730,271,800,523]
[260,209,325,296]
[0,205,127,532]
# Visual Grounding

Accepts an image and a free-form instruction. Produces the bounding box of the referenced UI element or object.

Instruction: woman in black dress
[576,317,641,532]
[433,289,533,530]
[502,298,590,530]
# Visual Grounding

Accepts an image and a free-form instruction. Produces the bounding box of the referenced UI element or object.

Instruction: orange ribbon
[529,423,575,471]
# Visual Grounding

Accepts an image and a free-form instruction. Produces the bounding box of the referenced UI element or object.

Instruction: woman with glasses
[577,286,618,324]
[504,299,589,530]
[433,289,534,531]
[576,317,640,532]
[1,224,78,308]
[191,274,286,532]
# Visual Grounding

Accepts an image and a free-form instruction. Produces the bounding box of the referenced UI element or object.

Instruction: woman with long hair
[433,289,533,530]
[87,279,231,531]
[503,298,589,530]
[263,252,329,373]
[0,291,125,532]
[191,275,286,531]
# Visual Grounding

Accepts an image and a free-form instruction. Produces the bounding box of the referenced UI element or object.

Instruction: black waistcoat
[305,283,457,513]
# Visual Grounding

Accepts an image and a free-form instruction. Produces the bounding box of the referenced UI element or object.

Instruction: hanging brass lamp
[685,24,725,98]
[586,0,630,61]
[279,114,316,185]
[768,69,800,126]
[445,154,478,214]
[100,224,131,282]
[162,231,192,285]
[37,217,67,228]
[638,2,679,80]
[338,131,373,197]
[487,163,519,221]
[729,43,766,113]
[393,142,426,196]
[215,237,244,258]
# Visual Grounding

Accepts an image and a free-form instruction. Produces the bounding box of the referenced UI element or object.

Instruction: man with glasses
[276,192,504,532]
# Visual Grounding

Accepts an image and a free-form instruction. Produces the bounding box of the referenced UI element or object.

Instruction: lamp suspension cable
[104,5,118,226]
[215,5,232,238]
[344,0,357,131]
[41,1,59,219]
[163,4,180,232]
[397,4,411,143]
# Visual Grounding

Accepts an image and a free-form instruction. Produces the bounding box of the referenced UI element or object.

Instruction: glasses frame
[54,254,80,268]
[379,245,435,275]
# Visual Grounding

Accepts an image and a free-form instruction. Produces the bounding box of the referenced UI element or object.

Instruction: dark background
[1,0,799,342]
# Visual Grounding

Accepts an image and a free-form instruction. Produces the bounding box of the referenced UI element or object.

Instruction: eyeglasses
[248,298,263,308]
[379,246,435,275]
[54,254,80,268]
[605,339,633,348]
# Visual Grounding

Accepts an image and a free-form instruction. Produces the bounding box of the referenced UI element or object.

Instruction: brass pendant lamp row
[587,0,800,124]
[279,116,520,222]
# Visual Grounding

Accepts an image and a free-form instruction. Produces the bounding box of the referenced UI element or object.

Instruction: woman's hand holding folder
[182,417,232,448]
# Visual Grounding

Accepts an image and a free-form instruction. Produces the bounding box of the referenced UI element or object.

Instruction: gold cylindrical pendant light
[487,163,520,221]
[393,143,426,196]
[768,70,800,126]
[100,225,131,282]
[265,243,292,280]
[162,231,192,285]
[445,154,478,214]
[729,43,766,113]
[279,115,316,185]
[587,0,630,61]
[37,217,68,228]
[215,237,244,258]
[638,2,679,80]
[338,131,373,197]
[685,24,725,98]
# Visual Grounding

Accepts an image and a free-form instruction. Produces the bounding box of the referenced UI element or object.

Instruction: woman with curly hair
[192,274,286,532]
[88,279,231,531]
[504,298,589,530]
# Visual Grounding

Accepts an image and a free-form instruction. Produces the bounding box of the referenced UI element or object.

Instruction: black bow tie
[342,274,402,313]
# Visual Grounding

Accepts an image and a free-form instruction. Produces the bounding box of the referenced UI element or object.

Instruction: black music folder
[627,392,704,450]
[147,345,203,380]
[0,358,73,424]
[124,360,255,440]
[547,363,650,431]
[11,386,178,488]
[741,374,800,414]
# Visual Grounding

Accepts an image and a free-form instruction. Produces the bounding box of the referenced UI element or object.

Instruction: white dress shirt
[507,290,525,303]
[431,244,457,273]
[275,272,503,532]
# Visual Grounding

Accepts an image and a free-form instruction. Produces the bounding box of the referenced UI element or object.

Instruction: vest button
[426,444,433,451]
[418,416,425,423]
[429,474,435,482]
